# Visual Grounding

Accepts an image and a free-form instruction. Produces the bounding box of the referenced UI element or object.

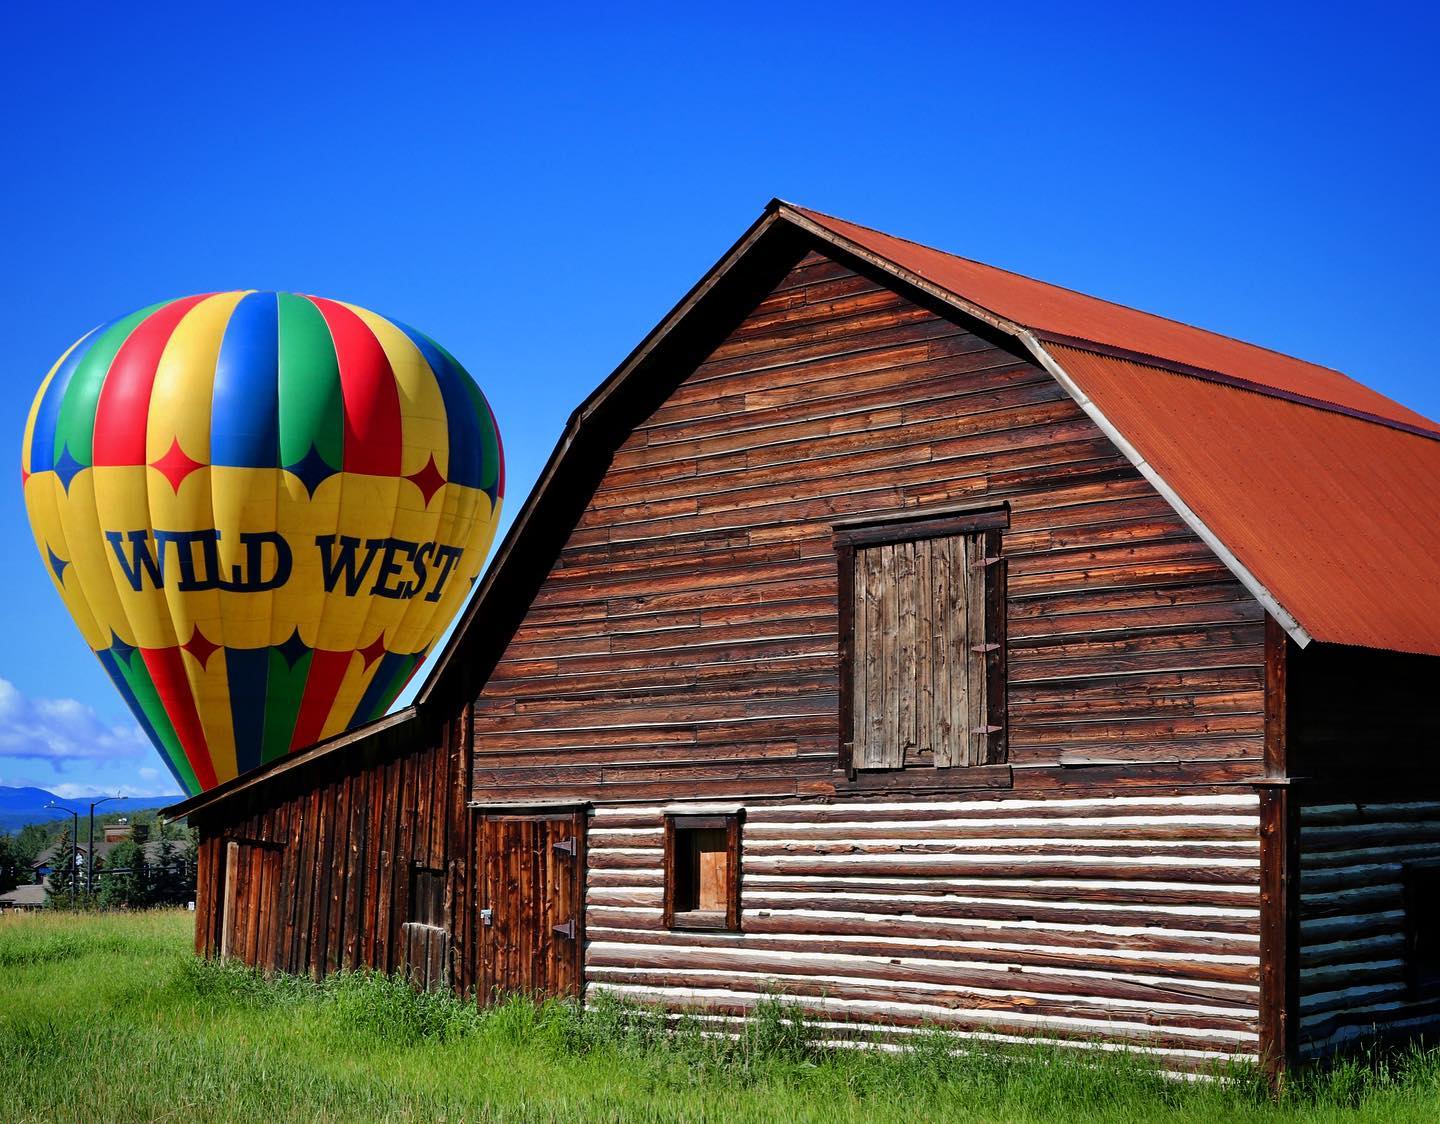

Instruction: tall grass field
[2,910,1439,1122]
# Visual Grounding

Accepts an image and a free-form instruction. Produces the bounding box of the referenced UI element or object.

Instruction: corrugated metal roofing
[790,205,1440,436]
[787,204,1440,657]
[1050,346,1440,657]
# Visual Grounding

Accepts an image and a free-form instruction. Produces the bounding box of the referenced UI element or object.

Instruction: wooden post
[1258,615,1297,1086]
[1258,786,1299,1085]
[219,840,239,960]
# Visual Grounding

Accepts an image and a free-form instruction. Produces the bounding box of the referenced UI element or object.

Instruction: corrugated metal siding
[792,206,1440,436]
[1046,346,1440,657]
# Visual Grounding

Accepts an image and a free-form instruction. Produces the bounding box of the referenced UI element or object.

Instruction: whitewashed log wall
[1298,798,1440,1058]
[586,792,1261,1070]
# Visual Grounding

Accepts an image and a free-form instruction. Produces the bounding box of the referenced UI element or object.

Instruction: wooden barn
[164,201,1440,1078]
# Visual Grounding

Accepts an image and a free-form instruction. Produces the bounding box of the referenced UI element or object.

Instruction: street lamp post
[44,801,80,906]
[86,796,120,896]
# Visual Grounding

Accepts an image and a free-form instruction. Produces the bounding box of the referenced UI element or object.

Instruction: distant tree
[11,823,49,871]
[0,835,19,895]
[44,826,82,907]
[97,838,148,909]
[151,838,192,906]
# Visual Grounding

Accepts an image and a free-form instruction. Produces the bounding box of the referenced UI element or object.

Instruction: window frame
[409,863,446,929]
[662,812,743,932]
[835,506,1009,777]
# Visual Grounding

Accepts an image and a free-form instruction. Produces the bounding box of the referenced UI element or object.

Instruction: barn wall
[469,248,1268,805]
[586,791,1263,1071]
[192,709,477,992]
[1297,797,1440,1058]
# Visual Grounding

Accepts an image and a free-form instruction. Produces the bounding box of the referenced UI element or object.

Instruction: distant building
[0,883,46,912]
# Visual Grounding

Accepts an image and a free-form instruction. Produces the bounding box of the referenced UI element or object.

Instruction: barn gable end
[466,246,1268,804]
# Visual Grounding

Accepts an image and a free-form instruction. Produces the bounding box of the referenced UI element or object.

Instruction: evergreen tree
[97,838,148,909]
[43,826,81,907]
[11,823,48,870]
[0,835,19,895]
[152,838,188,905]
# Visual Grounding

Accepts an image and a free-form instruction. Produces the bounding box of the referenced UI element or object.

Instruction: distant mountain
[0,787,184,834]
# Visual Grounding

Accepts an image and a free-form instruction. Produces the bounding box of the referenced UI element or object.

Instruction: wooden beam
[1258,618,1297,1085]
[1264,615,1289,780]
[220,840,239,961]
[1257,785,1299,1085]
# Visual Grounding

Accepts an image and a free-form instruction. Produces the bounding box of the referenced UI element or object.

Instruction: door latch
[553,918,575,939]
[480,908,493,927]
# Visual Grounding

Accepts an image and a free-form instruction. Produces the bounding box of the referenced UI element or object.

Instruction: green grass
[2,911,1439,1122]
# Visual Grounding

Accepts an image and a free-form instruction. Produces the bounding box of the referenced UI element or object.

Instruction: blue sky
[2,2,1436,798]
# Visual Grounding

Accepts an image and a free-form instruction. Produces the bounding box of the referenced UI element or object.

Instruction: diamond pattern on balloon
[108,632,137,663]
[285,443,339,499]
[276,628,310,669]
[358,632,388,670]
[181,627,220,669]
[404,453,447,507]
[46,546,69,584]
[54,443,87,493]
[151,438,204,493]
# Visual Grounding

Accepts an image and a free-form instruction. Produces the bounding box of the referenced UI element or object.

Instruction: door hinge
[971,724,1004,736]
[552,918,576,939]
[553,837,576,857]
[972,555,1003,568]
[969,642,1001,653]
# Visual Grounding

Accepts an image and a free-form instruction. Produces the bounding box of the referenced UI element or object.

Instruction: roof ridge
[1040,334,1440,444]
[782,202,1356,380]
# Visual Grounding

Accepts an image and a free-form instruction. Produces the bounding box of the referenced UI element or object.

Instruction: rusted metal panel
[1049,346,1440,658]
[790,205,1439,437]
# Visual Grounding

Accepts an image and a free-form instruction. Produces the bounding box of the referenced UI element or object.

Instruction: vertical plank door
[478,811,584,1002]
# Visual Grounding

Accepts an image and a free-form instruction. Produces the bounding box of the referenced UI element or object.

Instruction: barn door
[478,811,584,1002]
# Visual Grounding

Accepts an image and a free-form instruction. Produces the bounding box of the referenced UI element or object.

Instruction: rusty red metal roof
[786,203,1440,656]
[1050,346,1440,656]
[790,205,1440,437]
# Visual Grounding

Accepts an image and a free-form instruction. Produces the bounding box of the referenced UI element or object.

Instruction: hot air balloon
[20,292,504,797]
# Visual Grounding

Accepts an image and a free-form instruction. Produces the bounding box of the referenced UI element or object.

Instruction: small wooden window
[1403,862,1440,996]
[663,813,741,931]
[410,866,445,928]
[837,510,1007,773]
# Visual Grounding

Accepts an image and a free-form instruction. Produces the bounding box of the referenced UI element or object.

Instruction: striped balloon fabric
[21,292,504,796]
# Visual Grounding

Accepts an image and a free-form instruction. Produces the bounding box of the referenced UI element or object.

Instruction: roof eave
[161,706,417,822]
[415,205,791,708]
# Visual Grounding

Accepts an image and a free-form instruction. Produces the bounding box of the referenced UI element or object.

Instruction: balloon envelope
[21,292,504,796]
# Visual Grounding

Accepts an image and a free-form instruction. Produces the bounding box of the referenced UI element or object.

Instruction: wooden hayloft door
[477,810,584,1001]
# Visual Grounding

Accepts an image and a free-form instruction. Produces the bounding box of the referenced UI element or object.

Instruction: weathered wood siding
[469,249,1268,803]
[1297,798,1440,1058]
[191,711,479,990]
[587,792,1262,1070]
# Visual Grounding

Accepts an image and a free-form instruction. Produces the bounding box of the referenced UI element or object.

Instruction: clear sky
[2,2,1436,798]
